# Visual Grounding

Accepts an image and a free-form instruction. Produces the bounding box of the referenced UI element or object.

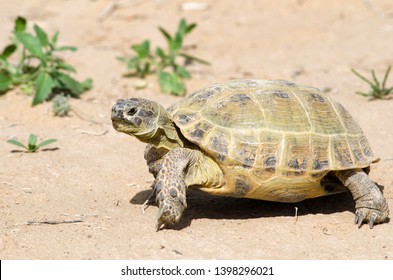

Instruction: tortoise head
[111,98,183,149]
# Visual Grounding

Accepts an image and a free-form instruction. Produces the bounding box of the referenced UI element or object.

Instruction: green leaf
[55,46,77,52]
[177,19,196,36]
[0,74,11,92]
[34,24,49,47]
[155,47,166,60]
[126,57,139,71]
[7,139,28,150]
[158,71,185,96]
[179,52,210,65]
[178,19,187,36]
[131,40,150,58]
[36,138,57,149]
[159,27,172,43]
[56,62,76,73]
[33,72,54,105]
[158,71,172,93]
[51,31,59,46]
[185,23,197,34]
[80,78,93,91]
[116,56,127,63]
[14,16,27,33]
[171,32,183,52]
[28,134,37,147]
[1,44,17,59]
[351,69,373,86]
[382,66,391,89]
[169,73,185,96]
[14,32,44,59]
[55,72,84,96]
[176,66,191,79]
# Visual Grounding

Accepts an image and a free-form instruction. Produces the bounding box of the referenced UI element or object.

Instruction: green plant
[118,18,209,96]
[117,40,153,79]
[7,134,57,153]
[0,16,92,105]
[52,93,71,116]
[352,66,393,100]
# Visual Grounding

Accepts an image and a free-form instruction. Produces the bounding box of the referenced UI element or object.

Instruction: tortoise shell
[167,80,379,202]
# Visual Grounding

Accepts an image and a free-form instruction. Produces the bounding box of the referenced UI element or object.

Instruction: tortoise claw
[141,191,157,214]
[155,208,165,231]
[141,199,150,214]
[369,215,376,229]
[357,212,364,228]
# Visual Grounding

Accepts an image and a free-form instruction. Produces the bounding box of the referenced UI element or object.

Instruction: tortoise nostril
[127,107,138,116]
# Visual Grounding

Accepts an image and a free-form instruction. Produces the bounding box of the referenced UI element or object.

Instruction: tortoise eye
[127,107,138,116]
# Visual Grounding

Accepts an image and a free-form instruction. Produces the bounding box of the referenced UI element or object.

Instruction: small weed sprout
[118,18,210,96]
[7,134,57,153]
[52,93,71,116]
[352,66,393,100]
[0,16,92,106]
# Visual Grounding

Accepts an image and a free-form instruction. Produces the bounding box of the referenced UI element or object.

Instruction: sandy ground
[1,0,393,260]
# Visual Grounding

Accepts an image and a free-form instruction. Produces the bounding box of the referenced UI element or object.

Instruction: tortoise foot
[354,191,389,228]
[156,196,186,231]
[354,206,389,229]
[355,199,389,228]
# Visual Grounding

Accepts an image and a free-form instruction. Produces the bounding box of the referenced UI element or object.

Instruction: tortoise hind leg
[335,168,389,228]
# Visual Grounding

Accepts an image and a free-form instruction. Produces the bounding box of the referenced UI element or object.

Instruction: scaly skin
[144,147,224,230]
[151,148,191,230]
[335,169,389,228]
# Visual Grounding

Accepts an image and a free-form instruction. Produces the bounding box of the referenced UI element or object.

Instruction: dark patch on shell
[273,90,290,99]
[312,159,329,170]
[235,176,251,196]
[265,156,276,172]
[188,122,212,142]
[288,159,307,170]
[334,142,353,166]
[193,91,215,103]
[217,154,226,162]
[310,93,325,103]
[190,124,205,142]
[280,80,297,87]
[189,126,204,141]
[230,93,251,103]
[286,159,305,176]
[364,147,372,157]
[176,113,195,126]
[353,149,365,161]
[236,146,256,169]
[210,136,229,161]
[288,159,300,169]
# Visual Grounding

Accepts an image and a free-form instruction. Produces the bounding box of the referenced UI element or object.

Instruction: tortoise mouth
[112,118,133,132]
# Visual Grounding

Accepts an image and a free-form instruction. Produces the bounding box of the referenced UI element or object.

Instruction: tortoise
[111,79,389,230]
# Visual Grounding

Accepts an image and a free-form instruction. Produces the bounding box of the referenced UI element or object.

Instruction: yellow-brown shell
[167,80,379,202]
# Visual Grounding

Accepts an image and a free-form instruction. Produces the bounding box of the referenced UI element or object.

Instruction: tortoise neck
[149,124,184,150]
[140,106,184,150]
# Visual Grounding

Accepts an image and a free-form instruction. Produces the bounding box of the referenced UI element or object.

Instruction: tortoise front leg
[147,147,224,230]
[144,144,168,177]
[335,169,389,228]
[152,147,195,231]
[141,145,168,213]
